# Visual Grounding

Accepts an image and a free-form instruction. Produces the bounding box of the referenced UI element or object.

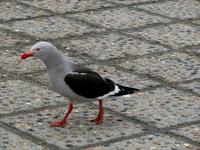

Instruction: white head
[20,41,57,60]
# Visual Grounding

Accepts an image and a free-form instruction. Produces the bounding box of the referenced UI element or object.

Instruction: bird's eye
[35,48,40,51]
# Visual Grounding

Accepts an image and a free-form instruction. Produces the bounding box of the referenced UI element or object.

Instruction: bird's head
[20,41,57,60]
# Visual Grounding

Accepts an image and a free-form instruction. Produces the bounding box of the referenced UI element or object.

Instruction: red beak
[20,50,33,59]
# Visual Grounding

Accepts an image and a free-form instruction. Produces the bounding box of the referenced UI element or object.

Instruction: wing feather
[64,71,115,98]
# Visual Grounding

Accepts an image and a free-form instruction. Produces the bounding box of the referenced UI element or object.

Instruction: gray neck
[40,51,73,72]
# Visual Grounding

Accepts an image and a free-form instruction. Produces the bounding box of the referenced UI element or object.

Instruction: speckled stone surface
[70,7,170,29]
[0,127,44,150]
[0,31,29,48]
[178,81,200,94]
[1,0,200,149]
[105,87,200,128]
[0,80,66,114]
[120,52,200,82]
[185,48,200,54]
[89,134,198,150]
[1,104,145,149]
[61,33,169,60]
[3,16,101,39]
[0,48,46,73]
[172,124,200,143]
[29,73,51,87]
[20,0,114,13]
[0,2,48,21]
[137,0,200,19]
[193,19,200,25]
[106,0,157,5]
[127,23,200,49]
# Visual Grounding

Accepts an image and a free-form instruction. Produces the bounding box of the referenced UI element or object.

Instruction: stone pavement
[0,0,200,149]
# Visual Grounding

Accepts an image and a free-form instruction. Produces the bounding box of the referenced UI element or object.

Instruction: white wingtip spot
[97,84,120,99]
[70,72,86,75]
[122,94,131,98]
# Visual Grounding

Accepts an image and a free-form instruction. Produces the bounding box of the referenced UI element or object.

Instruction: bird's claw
[49,120,66,127]
[91,117,103,125]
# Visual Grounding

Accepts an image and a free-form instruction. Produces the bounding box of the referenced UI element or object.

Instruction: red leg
[91,100,104,125]
[50,103,73,127]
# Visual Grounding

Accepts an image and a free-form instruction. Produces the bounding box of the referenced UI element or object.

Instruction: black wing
[64,70,115,99]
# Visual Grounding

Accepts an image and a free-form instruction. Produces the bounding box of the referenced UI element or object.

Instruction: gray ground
[0,0,200,150]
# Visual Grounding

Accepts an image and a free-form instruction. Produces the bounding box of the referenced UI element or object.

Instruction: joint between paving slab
[71,130,155,150]
[15,0,55,15]
[115,44,200,64]
[134,71,200,96]
[0,14,54,24]
[0,121,65,150]
[161,120,200,131]
[0,27,38,42]
[119,20,178,33]
[104,0,177,6]
[165,131,200,147]
[176,77,200,85]
[130,7,200,31]
[21,69,48,77]
[0,103,66,119]
[173,43,200,58]
[132,6,175,20]
[2,70,53,90]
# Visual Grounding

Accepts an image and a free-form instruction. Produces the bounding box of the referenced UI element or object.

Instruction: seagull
[20,41,139,127]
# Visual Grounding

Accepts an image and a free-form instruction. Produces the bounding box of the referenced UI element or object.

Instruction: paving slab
[0,127,44,150]
[178,81,200,95]
[3,16,101,39]
[126,23,200,49]
[0,1,48,21]
[105,87,200,128]
[89,134,198,150]
[0,80,66,115]
[105,0,157,5]
[70,7,170,29]
[0,104,145,149]
[171,124,200,143]
[1,0,200,149]
[61,33,169,60]
[19,0,114,13]
[120,52,200,82]
[137,0,200,19]
[0,30,29,48]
